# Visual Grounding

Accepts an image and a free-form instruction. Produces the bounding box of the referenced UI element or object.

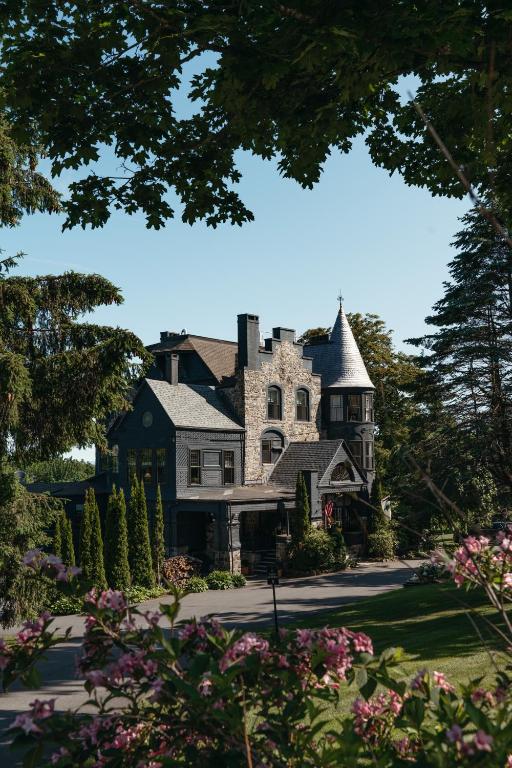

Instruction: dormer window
[267,386,282,420]
[330,394,343,421]
[331,462,354,483]
[347,395,362,422]
[296,388,310,421]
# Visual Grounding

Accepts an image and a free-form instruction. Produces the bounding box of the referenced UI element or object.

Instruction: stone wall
[239,341,321,482]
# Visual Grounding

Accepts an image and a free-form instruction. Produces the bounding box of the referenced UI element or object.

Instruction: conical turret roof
[304,307,374,389]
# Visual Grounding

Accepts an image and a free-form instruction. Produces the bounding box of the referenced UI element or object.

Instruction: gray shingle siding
[176,429,243,492]
[269,440,345,489]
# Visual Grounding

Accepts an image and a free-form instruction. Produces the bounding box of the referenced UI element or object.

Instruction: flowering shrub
[2,547,512,766]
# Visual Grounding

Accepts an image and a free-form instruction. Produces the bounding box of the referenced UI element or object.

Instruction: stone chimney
[237,313,260,370]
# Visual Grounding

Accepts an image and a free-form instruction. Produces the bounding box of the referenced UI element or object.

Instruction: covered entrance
[323,493,368,552]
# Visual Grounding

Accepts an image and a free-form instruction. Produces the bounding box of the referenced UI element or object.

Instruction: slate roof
[146,379,243,431]
[304,307,374,389]
[147,335,237,383]
[268,440,345,488]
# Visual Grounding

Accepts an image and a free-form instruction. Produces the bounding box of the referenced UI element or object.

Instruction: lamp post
[267,566,280,638]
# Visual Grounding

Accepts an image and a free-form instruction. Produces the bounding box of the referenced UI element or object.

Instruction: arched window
[296,388,310,421]
[267,385,282,420]
[331,462,354,483]
[261,429,284,464]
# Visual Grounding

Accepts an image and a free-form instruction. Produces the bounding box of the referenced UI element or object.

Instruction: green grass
[293,583,509,685]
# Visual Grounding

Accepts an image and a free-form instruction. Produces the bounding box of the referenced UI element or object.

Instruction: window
[261,430,284,464]
[296,388,310,421]
[330,394,343,422]
[99,449,109,473]
[364,441,374,470]
[331,462,355,482]
[111,444,119,474]
[349,440,363,466]
[127,448,138,483]
[141,448,153,484]
[364,393,374,422]
[203,451,221,467]
[156,448,167,485]
[347,395,362,421]
[267,386,282,420]
[189,449,201,485]
[223,451,235,484]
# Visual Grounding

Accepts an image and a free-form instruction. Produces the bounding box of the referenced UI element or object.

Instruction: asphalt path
[0,559,421,765]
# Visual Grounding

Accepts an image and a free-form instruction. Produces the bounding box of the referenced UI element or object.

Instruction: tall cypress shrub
[53,512,63,558]
[104,487,131,591]
[61,516,76,566]
[152,486,165,584]
[293,471,311,547]
[79,489,93,577]
[89,490,107,590]
[128,478,154,588]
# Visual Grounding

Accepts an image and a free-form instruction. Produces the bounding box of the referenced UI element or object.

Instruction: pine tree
[292,472,310,547]
[104,487,131,591]
[79,490,93,577]
[89,490,107,589]
[128,478,154,588]
[53,512,63,558]
[409,203,512,494]
[61,515,76,566]
[152,486,165,584]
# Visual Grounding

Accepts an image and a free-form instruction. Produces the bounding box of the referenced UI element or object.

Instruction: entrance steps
[248,549,277,579]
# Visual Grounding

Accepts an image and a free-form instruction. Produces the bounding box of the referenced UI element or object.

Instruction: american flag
[324,500,334,527]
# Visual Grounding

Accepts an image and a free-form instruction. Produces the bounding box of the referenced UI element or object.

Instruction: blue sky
[6,137,468,349]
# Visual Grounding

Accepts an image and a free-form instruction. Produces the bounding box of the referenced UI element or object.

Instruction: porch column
[228,507,242,574]
[168,505,178,556]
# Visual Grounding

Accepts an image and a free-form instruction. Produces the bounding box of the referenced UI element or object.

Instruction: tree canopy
[0,2,510,229]
[21,456,95,483]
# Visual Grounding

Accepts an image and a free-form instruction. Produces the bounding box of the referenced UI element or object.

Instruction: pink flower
[506,754,512,767]
[296,628,314,650]
[10,713,42,735]
[348,630,374,655]
[433,671,455,693]
[198,676,213,696]
[219,633,269,672]
[473,730,493,752]
[30,698,55,720]
[85,669,107,687]
[97,590,127,612]
[144,611,161,626]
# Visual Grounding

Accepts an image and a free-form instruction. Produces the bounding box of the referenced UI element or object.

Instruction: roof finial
[337,291,344,311]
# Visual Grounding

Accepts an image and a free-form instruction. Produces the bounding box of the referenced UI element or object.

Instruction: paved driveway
[0,560,420,765]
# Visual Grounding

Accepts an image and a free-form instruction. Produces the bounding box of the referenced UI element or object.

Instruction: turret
[304,305,375,489]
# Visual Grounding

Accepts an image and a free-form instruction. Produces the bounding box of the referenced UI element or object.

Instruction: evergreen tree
[53,512,63,558]
[152,486,165,584]
[89,490,107,589]
[292,472,311,547]
[104,487,131,591]
[79,489,93,579]
[61,515,76,566]
[409,203,512,495]
[127,477,154,588]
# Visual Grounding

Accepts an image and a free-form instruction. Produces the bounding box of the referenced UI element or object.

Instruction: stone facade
[236,341,321,482]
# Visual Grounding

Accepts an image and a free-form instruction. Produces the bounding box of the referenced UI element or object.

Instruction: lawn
[294,582,508,685]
